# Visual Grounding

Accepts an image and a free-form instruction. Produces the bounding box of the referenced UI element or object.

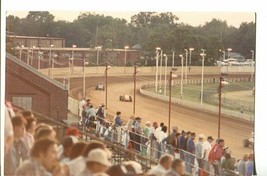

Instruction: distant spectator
[148,154,173,176]
[195,134,205,176]
[245,154,254,176]
[114,111,123,143]
[186,132,196,173]
[178,130,186,160]
[96,104,105,124]
[222,153,235,176]
[237,154,248,176]
[134,117,142,152]
[4,115,28,175]
[203,136,214,174]
[79,98,86,124]
[15,138,58,176]
[158,126,168,158]
[164,127,178,155]
[209,139,225,176]
[22,116,37,157]
[165,159,185,176]
[155,122,164,140]
[78,149,111,176]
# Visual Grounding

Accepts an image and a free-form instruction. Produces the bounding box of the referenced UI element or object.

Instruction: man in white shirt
[203,136,214,174]
[157,126,168,158]
[148,154,173,176]
[78,98,86,124]
[155,122,164,140]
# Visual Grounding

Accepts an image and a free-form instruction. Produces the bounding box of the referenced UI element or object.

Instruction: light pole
[49,44,54,76]
[19,45,24,60]
[31,46,35,65]
[168,68,178,135]
[133,66,140,114]
[124,46,129,74]
[51,54,57,79]
[155,47,161,93]
[72,45,76,73]
[218,76,223,139]
[189,48,194,72]
[219,49,225,61]
[184,49,188,84]
[96,46,102,70]
[38,45,42,70]
[105,62,111,110]
[164,54,168,96]
[227,48,232,59]
[200,49,206,104]
[179,54,184,99]
[171,50,175,67]
[68,56,74,94]
[250,50,254,82]
[83,60,89,98]
[159,49,163,93]
[27,48,30,65]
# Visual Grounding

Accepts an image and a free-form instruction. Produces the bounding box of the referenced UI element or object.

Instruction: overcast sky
[7,11,255,28]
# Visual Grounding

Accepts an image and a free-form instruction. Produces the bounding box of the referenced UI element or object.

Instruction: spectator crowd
[3,98,254,176]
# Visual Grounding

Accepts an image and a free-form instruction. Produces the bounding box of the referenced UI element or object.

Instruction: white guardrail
[139,83,254,122]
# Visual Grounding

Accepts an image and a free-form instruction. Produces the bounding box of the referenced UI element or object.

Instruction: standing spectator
[221,153,235,176]
[187,132,196,174]
[142,121,151,155]
[96,104,105,124]
[126,115,135,149]
[178,130,186,160]
[22,117,37,157]
[237,154,248,176]
[155,122,164,140]
[86,104,96,130]
[151,122,159,159]
[183,131,191,170]
[208,139,225,176]
[148,154,173,176]
[195,134,205,176]
[15,138,58,176]
[4,115,28,175]
[134,117,142,152]
[158,126,168,158]
[78,98,86,125]
[78,149,111,176]
[203,136,214,175]
[114,111,123,143]
[165,127,178,155]
[245,154,254,176]
[165,159,186,176]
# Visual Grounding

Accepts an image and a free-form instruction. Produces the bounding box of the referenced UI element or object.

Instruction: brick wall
[5,53,68,120]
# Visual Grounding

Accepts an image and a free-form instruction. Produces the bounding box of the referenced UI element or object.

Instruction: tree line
[6,11,255,66]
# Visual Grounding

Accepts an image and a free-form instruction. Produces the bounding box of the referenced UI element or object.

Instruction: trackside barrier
[140,83,254,122]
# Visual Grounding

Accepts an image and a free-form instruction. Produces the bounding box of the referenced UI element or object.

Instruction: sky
[6,11,255,28]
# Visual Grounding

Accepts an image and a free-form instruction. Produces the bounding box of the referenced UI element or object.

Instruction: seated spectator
[4,106,14,155]
[66,127,81,138]
[66,140,107,176]
[237,154,248,176]
[4,115,28,175]
[165,159,186,176]
[15,138,58,176]
[106,161,143,176]
[69,142,87,160]
[58,136,79,163]
[22,116,37,157]
[34,127,56,140]
[35,123,56,138]
[148,154,173,176]
[78,148,111,176]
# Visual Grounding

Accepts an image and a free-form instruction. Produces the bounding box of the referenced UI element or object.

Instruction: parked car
[95,82,105,91]
[119,94,132,102]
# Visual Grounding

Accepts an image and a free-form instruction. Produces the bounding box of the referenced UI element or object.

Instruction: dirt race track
[66,74,254,159]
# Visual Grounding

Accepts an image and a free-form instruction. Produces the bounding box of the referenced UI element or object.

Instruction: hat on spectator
[172,126,178,132]
[198,134,205,139]
[146,121,151,125]
[86,149,111,166]
[135,117,141,120]
[66,127,80,137]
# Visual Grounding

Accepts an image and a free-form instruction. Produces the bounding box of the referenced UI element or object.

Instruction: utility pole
[218,76,223,139]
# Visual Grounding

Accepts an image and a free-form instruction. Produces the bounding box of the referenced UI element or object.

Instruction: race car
[95,82,105,91]
[119,94,132,102]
